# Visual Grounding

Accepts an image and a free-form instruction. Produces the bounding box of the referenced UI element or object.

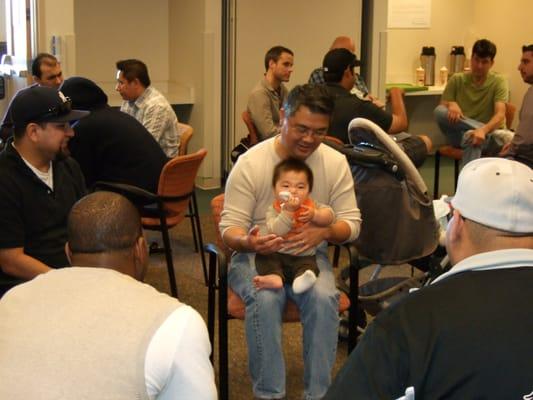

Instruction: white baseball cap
[449,158,533,233]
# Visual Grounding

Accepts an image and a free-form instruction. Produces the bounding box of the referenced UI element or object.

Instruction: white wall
[0,0,6,42]
[36,0,75,76]
[233,0,362,143]
[386,0,475,84]
[169,0,221,188]
[74,0,169,95]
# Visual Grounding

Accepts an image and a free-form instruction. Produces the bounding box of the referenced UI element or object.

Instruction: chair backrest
[242,110,259,145]
[177,122,193,156]
[210,193,232,260]
[505,102,516,130]
[324,135,344,147]
[158,148,207,217]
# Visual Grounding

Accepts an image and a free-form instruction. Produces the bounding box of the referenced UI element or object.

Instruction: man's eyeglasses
[291,124,328,138]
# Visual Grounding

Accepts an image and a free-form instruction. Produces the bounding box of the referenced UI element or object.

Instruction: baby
[253,158,335,294]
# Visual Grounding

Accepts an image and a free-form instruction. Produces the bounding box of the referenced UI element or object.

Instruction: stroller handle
[348,118,429,196]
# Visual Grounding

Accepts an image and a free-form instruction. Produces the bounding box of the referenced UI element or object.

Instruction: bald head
[68,192,142,254]
[330,36,355,53]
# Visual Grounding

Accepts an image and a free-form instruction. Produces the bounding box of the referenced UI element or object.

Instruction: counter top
[96,81,195,107]
[386,83,444,97]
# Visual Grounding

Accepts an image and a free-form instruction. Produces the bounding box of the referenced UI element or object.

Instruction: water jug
[420,46,436,86]
[449,46,465,75]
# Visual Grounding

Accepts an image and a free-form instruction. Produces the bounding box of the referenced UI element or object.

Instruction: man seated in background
[0,191,217,400]
[323,48,430,167]
[247,45,294,141]
[325,157,533,400]
[434,39,510,167]
[116,59,180,157]
[0,86,87,296]
[308,35,383,107]
[61,76,168,192]
[1,53,64,146]
[502,44,533,167]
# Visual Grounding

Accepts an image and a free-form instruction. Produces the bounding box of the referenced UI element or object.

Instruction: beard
[55,142,71,161]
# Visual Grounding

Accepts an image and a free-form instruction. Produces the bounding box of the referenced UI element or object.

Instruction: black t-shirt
[0,141,86,291]
[325,83,392,144]
[325,267,533,399]
[68,107,168,193]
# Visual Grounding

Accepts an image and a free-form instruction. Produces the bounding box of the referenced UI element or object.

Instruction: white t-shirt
[145,305,217,400]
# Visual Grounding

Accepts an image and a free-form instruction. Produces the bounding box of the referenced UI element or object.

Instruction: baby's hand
[278,191,291,202]
[297,205,315,223]
[282,194,301,212]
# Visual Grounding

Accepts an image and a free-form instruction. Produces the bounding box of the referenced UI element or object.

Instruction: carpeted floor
[143,213,420,399]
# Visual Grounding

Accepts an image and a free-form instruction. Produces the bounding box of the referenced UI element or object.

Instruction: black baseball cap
[322,48,361,79]
[10,86,90,129]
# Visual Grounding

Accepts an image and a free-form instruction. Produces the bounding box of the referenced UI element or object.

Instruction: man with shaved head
[0,191,217,400]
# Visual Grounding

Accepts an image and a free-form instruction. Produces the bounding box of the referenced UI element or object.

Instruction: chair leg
[160,218,178,298]
[206,250,217,363]
[347,244,360,354]
[191,192,208,285]
[433,150,441,199]
[333,244,340,269]
[219,263,229,400]
[189,201,199,252]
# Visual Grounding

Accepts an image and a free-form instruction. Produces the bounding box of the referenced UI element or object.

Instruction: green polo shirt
[442,71,508,128]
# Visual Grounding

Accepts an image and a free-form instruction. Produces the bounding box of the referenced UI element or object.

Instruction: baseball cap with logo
[322,48,361,82]
[448,158,533,233]
[9,86,89,129]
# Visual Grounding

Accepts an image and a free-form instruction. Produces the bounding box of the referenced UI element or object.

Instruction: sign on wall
[388,0,431,29]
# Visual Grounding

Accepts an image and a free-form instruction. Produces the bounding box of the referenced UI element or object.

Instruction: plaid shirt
[308,67,370,97]
[121,86,179,157]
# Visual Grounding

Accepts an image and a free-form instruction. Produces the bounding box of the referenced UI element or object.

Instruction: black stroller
[332,118,441,335]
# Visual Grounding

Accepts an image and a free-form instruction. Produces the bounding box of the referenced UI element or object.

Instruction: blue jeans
[228,244,339,400]
[434,104,485,167]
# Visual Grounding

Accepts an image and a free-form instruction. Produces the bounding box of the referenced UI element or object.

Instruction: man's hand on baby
[281,224,329,255]
[245,225,284,255]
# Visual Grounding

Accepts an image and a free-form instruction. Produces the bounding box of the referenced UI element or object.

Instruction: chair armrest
[94,181,158,207]
[343,242,360,271]
[204,243,228,282]
[204,242,229,359]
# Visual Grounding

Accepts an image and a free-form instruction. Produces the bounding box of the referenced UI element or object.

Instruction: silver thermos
[420,46,436,86]
[449,46,465,76]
